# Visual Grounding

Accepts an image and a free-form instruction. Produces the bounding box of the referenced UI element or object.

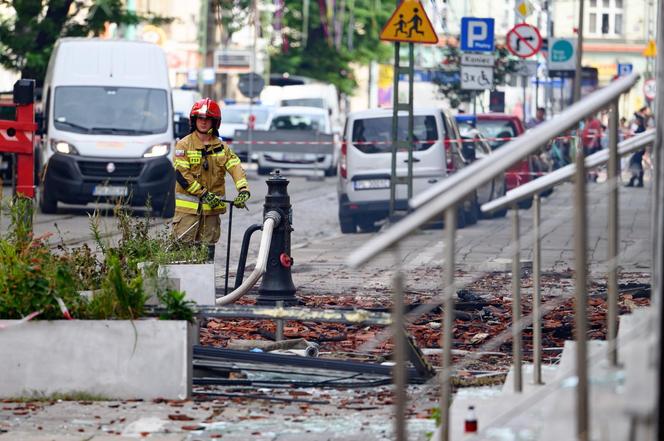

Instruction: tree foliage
[433,42,520,109]
[0,0,170,85]
[269,0,393,95]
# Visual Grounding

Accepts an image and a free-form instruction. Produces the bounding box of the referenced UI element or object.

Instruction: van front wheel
[39,185,57,214]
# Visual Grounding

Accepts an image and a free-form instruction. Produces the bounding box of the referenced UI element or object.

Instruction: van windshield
[270,114,326,132]
[282,98,325,108]
[351,115,438,154]
[54,86,168,135]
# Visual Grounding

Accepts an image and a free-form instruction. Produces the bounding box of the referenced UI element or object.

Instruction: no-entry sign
[506,23,542,58]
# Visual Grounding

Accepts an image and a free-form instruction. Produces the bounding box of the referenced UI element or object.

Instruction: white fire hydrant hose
[216,210,282,305]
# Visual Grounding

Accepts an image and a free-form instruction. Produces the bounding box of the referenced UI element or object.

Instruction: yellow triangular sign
[380,0,439,44]
[643,39,657,58]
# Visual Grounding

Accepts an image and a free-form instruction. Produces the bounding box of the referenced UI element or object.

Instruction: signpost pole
[407,43,414,201]
[389,42,399,219]
[572,0,584,104]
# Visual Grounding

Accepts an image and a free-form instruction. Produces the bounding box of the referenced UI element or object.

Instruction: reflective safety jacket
[173,133,248,215]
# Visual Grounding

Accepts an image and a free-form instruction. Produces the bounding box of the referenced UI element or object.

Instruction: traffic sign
[380,0,438,44]
[461,65,494,90]
[515,60,538,77]
[644,78,656,101]
[617,63,633,77]
[515,0,534,19]
[461,53,494,67]
[238,72,265,98]
[506,23,542,58]
[643,39,657,58]
[548,38,576,71]
[460,17,495,52]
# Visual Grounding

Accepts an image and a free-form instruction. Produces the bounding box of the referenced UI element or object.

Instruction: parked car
[337,107,482,233]
[217,103,275,161]
[456,125,507,218]
[255,106,337,176]
[466,113,534,208]
[38,38,175,217]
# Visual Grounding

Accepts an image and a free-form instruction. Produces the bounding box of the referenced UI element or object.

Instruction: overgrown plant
[0,198,86,319]
[0,198,202,321]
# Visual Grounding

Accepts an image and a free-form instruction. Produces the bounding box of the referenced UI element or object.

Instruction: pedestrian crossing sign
[380,0,438,44]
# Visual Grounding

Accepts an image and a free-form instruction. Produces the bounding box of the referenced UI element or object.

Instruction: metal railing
[346,72,641,441]
[481,128,655,391]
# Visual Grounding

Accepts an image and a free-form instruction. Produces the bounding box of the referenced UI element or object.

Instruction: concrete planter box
[0,320,193,400]
[142,263,216,306]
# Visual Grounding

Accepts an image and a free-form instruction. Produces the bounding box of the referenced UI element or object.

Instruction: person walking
[172,98,250,261]
[626,106,649,187]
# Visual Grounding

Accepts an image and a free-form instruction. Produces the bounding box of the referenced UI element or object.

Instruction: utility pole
[572,0,584,104]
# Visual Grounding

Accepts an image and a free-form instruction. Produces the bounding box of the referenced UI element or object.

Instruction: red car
[475,114,535,208]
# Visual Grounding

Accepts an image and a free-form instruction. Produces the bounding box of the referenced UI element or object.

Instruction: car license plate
[353,179,390,190]
[93,185,128,197]
[284,153,307,161]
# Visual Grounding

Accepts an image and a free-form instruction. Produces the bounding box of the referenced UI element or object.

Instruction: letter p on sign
[461,17,495,52]
[468,22,487,47]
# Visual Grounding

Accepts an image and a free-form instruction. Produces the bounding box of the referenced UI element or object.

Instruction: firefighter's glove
[201,190,223,208]
[233,190,250,209]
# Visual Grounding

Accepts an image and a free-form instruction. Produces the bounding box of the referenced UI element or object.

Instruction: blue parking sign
[617,63,633,77]
[461,17,495,52]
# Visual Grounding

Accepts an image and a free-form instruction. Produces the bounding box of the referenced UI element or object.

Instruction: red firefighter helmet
[190,98,221,129]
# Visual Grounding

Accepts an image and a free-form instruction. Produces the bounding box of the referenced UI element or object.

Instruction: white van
[260,83,342,133]
[337,107,480,233]
[38,38,175,217]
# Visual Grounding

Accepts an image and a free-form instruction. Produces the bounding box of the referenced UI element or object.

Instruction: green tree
[269,0,393,95]
[0,0,170,85]
[433,42,520,109]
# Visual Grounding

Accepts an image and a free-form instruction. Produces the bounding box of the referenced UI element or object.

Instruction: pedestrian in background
[626,106,650,187]
[526,107,546,129]
[581,113,603,182]
[172,98,251,261]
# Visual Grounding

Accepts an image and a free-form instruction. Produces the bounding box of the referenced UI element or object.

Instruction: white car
[256,106,338,176]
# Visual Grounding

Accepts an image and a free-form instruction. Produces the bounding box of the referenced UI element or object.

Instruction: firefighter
[172,98,250,261]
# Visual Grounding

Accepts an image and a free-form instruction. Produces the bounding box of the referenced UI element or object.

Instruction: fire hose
[215,210,282,305]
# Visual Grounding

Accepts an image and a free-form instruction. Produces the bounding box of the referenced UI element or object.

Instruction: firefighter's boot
[207,245,216,262]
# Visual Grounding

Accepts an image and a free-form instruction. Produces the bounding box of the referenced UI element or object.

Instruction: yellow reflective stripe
[209,153,225,157]
[235,178,248,190]
[187,181,202,193]
[226,157,241,168]
[174,159,190,168]
[175,199,216,211]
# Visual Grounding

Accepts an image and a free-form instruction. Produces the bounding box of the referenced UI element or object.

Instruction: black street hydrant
[256,171,297,305]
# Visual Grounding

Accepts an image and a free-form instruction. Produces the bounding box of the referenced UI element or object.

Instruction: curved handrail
[346,72,640,269]
[215,211,282,305]
[482,129,656,213]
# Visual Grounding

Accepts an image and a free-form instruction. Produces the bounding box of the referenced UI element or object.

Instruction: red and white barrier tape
[55,297,74,320]
[0,310,41,330]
